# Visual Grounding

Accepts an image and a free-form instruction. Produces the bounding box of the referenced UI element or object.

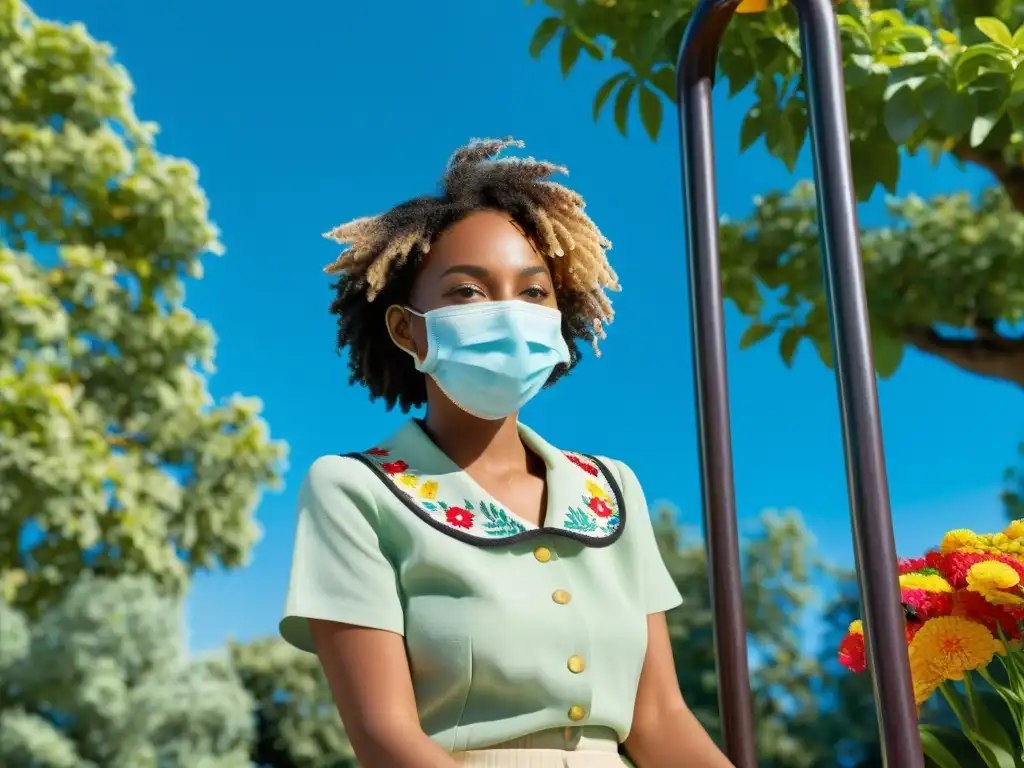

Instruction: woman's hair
[325,137,620,412]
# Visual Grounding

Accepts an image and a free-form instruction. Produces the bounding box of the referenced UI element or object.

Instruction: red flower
[366,447,389,456]
[906,621,924,643]
[589,496,613,518]
[566,453,599,477]
[838,632,867,673]
[898,557,928,574]
[445,507,474,529]
[901,588,953,621]
[955,589,1024,640]
[381,460,408,475]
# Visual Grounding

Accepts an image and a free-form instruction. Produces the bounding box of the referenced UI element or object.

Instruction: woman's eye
[523,286,550,299]
[452,285,482,299]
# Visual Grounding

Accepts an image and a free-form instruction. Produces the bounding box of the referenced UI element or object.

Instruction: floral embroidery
[356,444,622,545]
[566,453,599,477]
[446,506,474,529]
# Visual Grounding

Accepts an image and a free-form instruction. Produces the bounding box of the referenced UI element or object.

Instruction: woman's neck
[420,396,527,472]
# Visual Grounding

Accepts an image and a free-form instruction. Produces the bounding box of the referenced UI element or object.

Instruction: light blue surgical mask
[400,300,571,421]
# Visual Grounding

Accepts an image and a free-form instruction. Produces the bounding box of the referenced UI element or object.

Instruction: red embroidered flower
[566,453,599,477]
[445,507,474,529]
[589,496,613,518]
[837,632,866,673]
[381,460,408,475]
[366,447,389,456]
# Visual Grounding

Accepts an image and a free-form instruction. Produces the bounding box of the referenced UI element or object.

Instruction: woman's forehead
[422,210,548,273]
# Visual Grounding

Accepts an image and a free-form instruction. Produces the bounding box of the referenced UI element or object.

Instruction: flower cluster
[838,520,1024,705]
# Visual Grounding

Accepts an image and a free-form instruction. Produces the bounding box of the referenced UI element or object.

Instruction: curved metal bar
[674,1,924,766]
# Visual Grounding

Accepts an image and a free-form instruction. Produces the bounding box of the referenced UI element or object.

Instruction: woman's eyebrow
[440,264,490,279]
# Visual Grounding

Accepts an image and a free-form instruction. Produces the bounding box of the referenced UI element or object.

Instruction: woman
[280,138,733,767]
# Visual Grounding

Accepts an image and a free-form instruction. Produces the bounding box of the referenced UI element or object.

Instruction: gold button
[567,704,586,721]
[567,655,585,674]
[533,546,552,563]
[552,589,571,605]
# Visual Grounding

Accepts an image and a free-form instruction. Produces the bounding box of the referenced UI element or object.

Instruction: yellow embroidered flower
[899,573,952,592]
[396,473,419,489]
[848,620,863,636]
[941,528,980,553]
[585,479,610,502]
[908,616,1002,686]
[966,561,1024,606]
[1004,520,1024,539]
[418,481,439,501]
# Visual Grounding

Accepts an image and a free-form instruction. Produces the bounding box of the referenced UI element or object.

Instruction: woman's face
[386,209,559,362]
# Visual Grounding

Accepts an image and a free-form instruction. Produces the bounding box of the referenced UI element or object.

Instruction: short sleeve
[611,459,684,615]
[279,455,405,653]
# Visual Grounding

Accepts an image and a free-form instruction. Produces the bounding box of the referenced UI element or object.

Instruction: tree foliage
[0,0,287,617]
[526,0,1024,388]
[0,575,255,767]
[653,505,883,766]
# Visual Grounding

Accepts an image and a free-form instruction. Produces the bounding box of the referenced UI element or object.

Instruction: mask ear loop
[386,305,426,365]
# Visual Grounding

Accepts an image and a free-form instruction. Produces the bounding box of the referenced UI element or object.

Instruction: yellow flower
[966,561,1024,606]
[909,651,941,705]
[941,528,980,553]
[585,479,610,502]
[396,473,419,489]
[418,481,439,501]
[1004,520,1024,539]
[848,620,863,636]
[908,616,1002,687]
[899,573,952,592]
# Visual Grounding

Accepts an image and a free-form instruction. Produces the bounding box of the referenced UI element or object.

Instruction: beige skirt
[453,726,626,767]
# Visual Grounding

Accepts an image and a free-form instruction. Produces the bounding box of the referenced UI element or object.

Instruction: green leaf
[649,67,676,103]
[740,107,765,151]
[812,335,834,368]
[871,332,904,378]
[578,33,603,61]
[970,113,1001,147]
[779,327,801,367]
[529,17,561,59]
[919,726,967,768]
[962,673,1017,768]
[883,84,923,144]
[593,72,630,122]
[638,85,663,141]
[613,80,637,136]
[559,32,583,77]
[975,17,1013,47]
[956,45,1014,87]
[739,323,774,350]
[1013,25,1024,50]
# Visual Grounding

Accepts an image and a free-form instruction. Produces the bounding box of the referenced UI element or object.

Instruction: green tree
[525,0,1024,387]
[0,0,286,617]
[653,505,879,766]
[230,638,357,768]
[0,575,255,767]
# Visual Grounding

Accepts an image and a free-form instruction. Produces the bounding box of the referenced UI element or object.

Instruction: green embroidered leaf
[464,501,474,510]
[438,501,449,511]
[422,502,437,511]
[480,501,526,536]
[564,507,598,533]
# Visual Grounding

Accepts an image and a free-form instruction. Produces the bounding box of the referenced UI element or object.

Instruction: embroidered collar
[348,420,625,548]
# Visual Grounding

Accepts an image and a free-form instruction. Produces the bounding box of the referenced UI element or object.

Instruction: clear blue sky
[33,0,1022,653]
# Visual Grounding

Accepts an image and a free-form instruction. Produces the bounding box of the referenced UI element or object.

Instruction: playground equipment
[674,0,924,766]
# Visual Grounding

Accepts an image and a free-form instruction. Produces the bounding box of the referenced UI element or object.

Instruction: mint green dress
[280,419,683,753]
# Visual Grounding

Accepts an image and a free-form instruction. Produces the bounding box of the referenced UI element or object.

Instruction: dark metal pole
[674,1,924,766]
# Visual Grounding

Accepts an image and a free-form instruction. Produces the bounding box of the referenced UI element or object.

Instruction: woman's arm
[623,612,734,768]
[310,619,459,768]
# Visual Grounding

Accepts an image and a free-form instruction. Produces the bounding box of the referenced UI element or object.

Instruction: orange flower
[908,616,1002,698]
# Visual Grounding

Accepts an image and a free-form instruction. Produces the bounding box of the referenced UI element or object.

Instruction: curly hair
[325,137,620,412]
